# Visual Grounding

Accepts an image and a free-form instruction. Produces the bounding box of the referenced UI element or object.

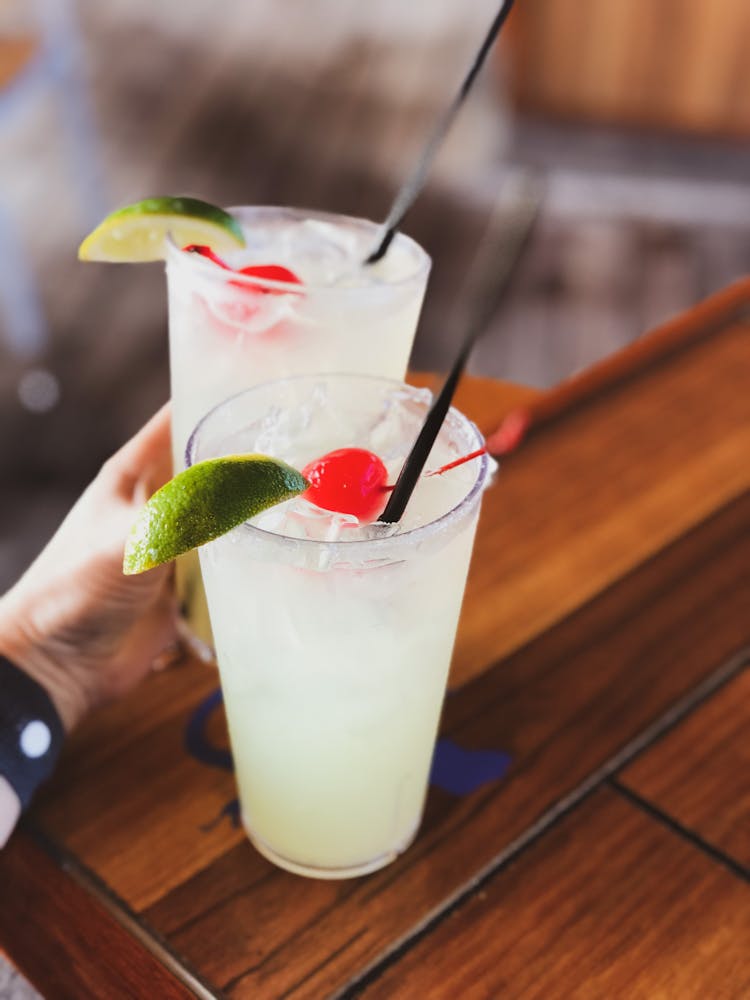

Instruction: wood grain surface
[357,787,750,999]
[620,668,750,872]
[31,659,246,912]
[457,316,749,684]
[0,834,198,1000]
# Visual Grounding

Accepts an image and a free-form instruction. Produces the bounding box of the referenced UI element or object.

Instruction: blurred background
[1,0,749,596]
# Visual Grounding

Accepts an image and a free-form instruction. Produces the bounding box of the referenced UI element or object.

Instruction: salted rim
[186,374,490,561]
[165,205,431,294]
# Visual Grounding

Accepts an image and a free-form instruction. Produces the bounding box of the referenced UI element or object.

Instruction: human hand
[0,403,179,732]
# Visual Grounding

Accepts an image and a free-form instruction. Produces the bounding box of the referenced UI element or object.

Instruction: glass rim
[186,373,490,560]
[165,204,432,294]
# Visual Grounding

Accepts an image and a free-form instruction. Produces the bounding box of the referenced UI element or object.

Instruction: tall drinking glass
[167,207,431,655]
[187,374,491,878]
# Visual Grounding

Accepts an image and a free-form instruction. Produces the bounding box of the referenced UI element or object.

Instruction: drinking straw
[379,175,541,522]
[365,0,518,265]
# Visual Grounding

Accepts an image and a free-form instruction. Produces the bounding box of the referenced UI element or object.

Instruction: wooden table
[2,282,749,999]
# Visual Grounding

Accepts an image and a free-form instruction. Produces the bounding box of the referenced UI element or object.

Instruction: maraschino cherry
[301,446,489,522]
[183,245,302,292]
[237,263,302,288]
[302,448,389,522]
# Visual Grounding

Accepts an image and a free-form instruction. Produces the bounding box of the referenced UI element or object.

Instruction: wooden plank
[456,319,750,684]
[31,658,247,912]
[134,496,749,998]
[620,668,750,871]
[0,833,201,1000]
[357,787,750,999]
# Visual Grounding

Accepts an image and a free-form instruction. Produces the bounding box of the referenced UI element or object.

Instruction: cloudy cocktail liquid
[188,374,491,878]
[167,207,431,653]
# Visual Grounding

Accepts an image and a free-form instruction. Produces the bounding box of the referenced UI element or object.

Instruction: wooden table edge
[0,827,219,999]
[487,276,750,452]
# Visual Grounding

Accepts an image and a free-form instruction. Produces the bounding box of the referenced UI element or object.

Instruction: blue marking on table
[186,688,512,830]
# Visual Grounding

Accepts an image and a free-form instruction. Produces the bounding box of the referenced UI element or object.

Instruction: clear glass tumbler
[167,207,431,655]
[187,374,491,878]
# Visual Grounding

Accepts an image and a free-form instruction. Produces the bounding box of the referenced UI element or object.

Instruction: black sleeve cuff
[0,655,65,810]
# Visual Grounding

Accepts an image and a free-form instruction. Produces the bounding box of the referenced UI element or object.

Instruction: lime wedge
[79,197,245,263]
[123,455,308,575]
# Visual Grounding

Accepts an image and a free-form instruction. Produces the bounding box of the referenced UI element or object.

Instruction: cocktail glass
[167,206,431,655]
[187,374,491,878]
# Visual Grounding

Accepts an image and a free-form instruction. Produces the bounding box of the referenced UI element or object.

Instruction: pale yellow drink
[188,375,491,878]
[166,207,431,655]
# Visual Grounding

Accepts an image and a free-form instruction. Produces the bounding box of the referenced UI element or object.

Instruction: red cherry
[182,246,302,294]
[302,448,389,522]
[238,263,303,292]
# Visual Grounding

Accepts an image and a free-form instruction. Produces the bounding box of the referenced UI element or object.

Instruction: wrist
[0,590,89,733]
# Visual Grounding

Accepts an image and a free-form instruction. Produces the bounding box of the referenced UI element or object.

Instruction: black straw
[365,0,518,265]
[379,177,542,523]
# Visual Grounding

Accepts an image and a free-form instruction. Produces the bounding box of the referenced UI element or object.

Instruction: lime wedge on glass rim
[124,455,308,575]
[78,196,245,263]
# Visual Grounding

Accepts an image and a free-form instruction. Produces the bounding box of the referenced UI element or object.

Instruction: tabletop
[1,280,748,999]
